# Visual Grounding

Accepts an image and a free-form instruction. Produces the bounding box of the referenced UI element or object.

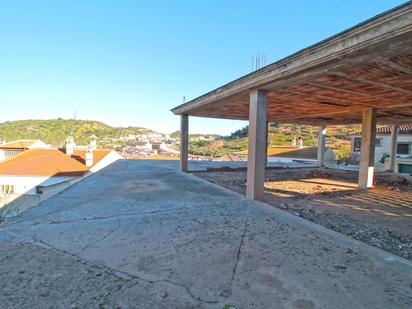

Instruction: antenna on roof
[182,96,186,104]
[74,110,77,121]
[252,53,267,71]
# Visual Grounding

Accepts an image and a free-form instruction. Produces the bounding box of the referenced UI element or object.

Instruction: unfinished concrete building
[172,2,412,200]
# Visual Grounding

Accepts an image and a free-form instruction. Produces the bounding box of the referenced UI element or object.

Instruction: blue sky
[0,0,406,134]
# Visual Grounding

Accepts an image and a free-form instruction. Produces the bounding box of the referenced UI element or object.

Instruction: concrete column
[180,114,189,172]
[246,89,267,200]
[358,108,377,189]
[264,121,269,168]
[389,124,399,172]
[317,125,326,168]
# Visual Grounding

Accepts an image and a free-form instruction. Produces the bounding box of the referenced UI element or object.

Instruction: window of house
[0,185,14,194]
[354,137,383,152]
[375,138,382,146]
[397,143,411,155]
[353,137,361,152]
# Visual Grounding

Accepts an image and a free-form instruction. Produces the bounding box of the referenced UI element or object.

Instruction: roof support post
[180,114,189,172]
[246,89,267,200]
[317,125,326,168]
[358,108,377,189]
[264,121,269,168]
[389,124,399,172]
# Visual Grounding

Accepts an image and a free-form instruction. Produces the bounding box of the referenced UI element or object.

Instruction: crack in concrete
[161,278,218,305]
[174,219,211,251]
[174,234,198,250]
[224,214,249,299]
[76,220,122,254]
[4,196,105,225]
[2,203,226,229]
[26,234,217,306]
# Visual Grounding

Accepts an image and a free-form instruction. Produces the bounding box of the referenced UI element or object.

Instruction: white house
[148,133,165,143]
[0,139,50,162]
[135,141,153,151]
[350,124,412,174]
[0,138,122,222]
[0,137,123,220]
[0,147,122,196]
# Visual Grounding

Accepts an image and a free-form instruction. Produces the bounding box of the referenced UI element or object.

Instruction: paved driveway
[0,160,411,308]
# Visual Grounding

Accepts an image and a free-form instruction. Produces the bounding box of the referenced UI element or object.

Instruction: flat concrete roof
[1,160,411,307]
[172,3,412,125]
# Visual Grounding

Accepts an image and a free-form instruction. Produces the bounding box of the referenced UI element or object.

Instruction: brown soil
[194,168,412,261]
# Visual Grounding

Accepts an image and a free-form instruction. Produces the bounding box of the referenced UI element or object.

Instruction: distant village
[119,132,215,161]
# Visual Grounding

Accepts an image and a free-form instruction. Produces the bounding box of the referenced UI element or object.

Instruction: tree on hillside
[227,126,248,140]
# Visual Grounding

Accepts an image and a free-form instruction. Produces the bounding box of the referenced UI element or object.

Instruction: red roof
[352,124,412,136]
[0,149,111,176]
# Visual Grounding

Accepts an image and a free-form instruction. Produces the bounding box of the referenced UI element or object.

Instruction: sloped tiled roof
[351,124,412,136]
[0,149,111,176]
[0,140,42,149]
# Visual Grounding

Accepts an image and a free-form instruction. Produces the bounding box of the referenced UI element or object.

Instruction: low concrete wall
[0,159,120,223]
[0,194,41,222]
[0,179,79,222]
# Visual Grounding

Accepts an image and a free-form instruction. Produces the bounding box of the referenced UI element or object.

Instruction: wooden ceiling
[172,3,412,125]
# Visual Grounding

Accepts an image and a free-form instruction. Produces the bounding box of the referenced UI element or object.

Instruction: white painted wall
[0,151,122,196]
[351,134,412,163]
[89,151,123,173]
[0,175,77,195]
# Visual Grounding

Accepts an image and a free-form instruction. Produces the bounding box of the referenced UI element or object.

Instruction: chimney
[85,146,94,167]
[65,136,75,156]
[291,136,297,147]
[90,135,97,150]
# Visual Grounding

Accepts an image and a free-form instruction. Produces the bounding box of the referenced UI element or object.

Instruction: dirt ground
[194,167,412,261]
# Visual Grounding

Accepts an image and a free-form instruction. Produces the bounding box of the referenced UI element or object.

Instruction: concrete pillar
[264,121,269,168]
[358,108,377,189]
[389,124,399,172]
[180,114,189,172]
[246,89,267,200]
[317,125,326,168]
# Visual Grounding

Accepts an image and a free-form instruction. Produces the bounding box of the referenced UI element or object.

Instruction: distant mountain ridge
[0,119,154,147]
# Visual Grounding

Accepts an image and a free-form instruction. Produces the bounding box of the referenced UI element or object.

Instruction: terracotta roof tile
[351,124,412,135]
[0,149,111,176]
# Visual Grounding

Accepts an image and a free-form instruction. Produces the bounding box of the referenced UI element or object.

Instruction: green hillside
[189,123,361,159]
[0,119,153,147]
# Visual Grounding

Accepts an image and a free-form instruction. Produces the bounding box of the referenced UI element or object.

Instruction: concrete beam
[171,3,411,116]
[246,90,267,200]
[317,125,326,168]
[180,114,189,172]
[358,108,377,189]
[389,124,399,172]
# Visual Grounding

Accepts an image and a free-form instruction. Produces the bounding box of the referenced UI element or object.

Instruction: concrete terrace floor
[0,160,411,309]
